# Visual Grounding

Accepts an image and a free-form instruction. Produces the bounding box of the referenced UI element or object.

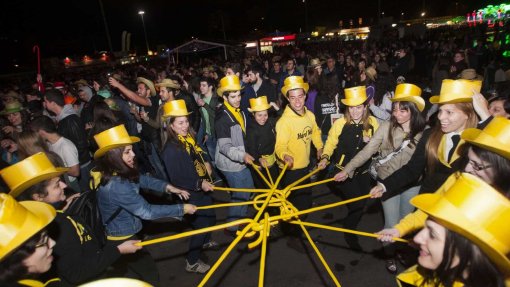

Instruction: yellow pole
[291,221,409,243]
[258,213,270,287]
[250,163,272,188]
[196,199,283,210]
[290,177,335,191]
[136,218,252,247]
[213,186,269,193]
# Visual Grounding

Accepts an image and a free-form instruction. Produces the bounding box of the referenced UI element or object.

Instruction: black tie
[447,134,461,162]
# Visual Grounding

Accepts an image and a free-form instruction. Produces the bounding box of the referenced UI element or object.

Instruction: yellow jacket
[322,116,379,160]
[397,265,510,287]
[275,106,323,170]
[397,265,464,287]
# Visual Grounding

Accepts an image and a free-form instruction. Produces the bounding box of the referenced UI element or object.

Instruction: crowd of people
[1,24,510,287]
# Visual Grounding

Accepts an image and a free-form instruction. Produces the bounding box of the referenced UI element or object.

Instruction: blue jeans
[222,168,254,231]
[381,185,420,229]
[204,135,217,163]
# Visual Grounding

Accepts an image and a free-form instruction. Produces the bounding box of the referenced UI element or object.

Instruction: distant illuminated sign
[260,34,296,42]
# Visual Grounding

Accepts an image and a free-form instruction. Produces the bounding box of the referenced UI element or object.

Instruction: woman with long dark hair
[397,173,509,287]
[93,124,196,286]
[160,100,216,274]
[333,83,427,273]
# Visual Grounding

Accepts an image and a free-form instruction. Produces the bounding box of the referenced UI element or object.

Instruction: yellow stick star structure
[137,164,407,286]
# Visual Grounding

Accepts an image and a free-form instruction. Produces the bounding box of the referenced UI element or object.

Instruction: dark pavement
[142,183,410,287]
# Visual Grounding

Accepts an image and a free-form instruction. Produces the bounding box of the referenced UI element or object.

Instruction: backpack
[65,175,120,247]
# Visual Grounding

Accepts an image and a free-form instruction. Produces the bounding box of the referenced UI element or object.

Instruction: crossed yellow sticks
[137,164,407,286]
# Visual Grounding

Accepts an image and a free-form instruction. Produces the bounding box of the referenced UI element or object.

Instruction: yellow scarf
[224,102,245,133]
[178,134,209,178]
[178,134,203,154]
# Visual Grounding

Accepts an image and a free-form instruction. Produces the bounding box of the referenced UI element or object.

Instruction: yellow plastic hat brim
[162,111,192,119]
[0,200,56,262]
[248,103,272,113]
[8,168,69,198]
[216,85,244,97]
[78,278,153,287]
[391,96,425,112]
[341,97,366,107]
[281,84,309,99]
[461,128,510,160]
[429,95,472,104]
[412,193,510,277]
[93,137,140,159]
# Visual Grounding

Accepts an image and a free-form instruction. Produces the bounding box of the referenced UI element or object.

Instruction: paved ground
[142,183,412,287]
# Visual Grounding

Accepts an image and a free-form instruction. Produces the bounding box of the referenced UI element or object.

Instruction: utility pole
[98,0,113,52]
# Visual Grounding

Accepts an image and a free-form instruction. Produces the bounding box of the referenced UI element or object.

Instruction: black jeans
[280,167,312,237]
[108,235,159,287]
[328,171,370,246]
[186,192,216,264]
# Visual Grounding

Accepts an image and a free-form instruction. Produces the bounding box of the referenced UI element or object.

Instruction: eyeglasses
[35,233,51,249]
[467,160,492,172]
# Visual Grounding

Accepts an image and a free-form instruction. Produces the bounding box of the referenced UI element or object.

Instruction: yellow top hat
[162,99,191,118]
[78,278,153,287]
[217,75,242,97]
[342,86,368,106]
[281,76,309,98]
[93,125,140,159]
[0,193,56,261]
[0,152,69,198]
[136,77,156,97]
[391,83,425,112]
[461,116,510,160]
[0,100,25,115]
[155,79,181,90]
[429,79,482,104]
[248,96,271,112]
[411,172,510,277]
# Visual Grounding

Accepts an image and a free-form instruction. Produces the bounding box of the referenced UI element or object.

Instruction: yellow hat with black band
[281,76,309,98]
[342,86,367,107]
[391,83,425,112]
[0,193,56,261]
[248,96,271,112]
[136,77,156,97]
[217,75,243,97]
[162,99,191,118]
[461,116,510,160]
[93,124,140,159]
[429,79,482,104]
[411,172,510,277]
[0,152,69,198]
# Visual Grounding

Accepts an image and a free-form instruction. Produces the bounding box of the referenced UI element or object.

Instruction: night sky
[0,0,492,72]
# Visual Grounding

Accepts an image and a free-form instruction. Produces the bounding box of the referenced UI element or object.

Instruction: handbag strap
[376,139,411,165]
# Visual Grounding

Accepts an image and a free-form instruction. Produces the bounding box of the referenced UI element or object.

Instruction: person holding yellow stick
[275,76,323,253]
[318,85,379,252]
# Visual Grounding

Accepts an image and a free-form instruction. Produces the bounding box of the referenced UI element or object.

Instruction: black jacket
[245,118,276,162]
[49,213,120,286]
[57,114,90,165]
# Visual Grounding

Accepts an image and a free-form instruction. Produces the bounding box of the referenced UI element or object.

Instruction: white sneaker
[185,259,211,273]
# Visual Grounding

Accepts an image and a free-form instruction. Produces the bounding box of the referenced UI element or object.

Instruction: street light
[138,10,150,55]
[421,12,426,17]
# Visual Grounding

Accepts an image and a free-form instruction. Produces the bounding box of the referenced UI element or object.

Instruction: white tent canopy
[170,39,230,63]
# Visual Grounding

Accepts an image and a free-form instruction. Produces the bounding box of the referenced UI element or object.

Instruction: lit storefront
[259,34,296,53]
